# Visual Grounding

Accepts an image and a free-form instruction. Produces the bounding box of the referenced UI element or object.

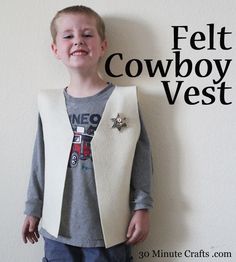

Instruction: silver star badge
[111,113,127,131]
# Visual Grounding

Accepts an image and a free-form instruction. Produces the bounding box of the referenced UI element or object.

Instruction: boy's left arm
[126,110,153,245]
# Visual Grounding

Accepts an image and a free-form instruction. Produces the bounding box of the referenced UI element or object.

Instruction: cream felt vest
[38,85,140,248]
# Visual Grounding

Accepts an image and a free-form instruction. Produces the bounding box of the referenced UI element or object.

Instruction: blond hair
[50,5,106,43]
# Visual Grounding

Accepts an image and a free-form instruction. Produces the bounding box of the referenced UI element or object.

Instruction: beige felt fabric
[38,86,140,247]
[38,89,74,237]
[91,86,140,247]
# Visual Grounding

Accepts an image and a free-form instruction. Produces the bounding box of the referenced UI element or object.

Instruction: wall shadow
[101,16,190,258]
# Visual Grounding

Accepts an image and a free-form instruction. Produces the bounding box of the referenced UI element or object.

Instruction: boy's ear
[100,39,108,57]
[51,43,61,59]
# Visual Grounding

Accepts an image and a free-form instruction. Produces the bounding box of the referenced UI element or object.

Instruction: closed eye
[84,34,93,37]
[63,35,73,39]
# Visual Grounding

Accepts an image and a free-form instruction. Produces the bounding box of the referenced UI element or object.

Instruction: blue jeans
[42,237,132,262]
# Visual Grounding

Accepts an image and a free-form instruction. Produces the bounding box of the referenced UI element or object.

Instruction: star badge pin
[111,113,127,131]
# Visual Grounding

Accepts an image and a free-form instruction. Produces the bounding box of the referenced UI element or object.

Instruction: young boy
[22,5,153,262]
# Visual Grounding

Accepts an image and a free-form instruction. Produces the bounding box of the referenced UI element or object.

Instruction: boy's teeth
[72,51,87,55]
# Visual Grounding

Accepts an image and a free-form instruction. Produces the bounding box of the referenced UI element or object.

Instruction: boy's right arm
[22,115,45,243]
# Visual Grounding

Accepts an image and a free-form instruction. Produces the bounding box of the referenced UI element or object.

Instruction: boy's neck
[67,69,107,98]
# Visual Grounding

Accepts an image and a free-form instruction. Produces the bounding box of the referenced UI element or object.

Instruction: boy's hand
[126,209,149,245]
[22,215,40,244]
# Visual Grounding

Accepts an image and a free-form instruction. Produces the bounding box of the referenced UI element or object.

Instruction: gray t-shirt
[24,83,153,247]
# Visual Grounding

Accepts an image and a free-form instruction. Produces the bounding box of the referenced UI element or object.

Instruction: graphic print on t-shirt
[68,113,101,168]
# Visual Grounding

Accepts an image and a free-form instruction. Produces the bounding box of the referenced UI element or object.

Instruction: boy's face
[51,13,107,71]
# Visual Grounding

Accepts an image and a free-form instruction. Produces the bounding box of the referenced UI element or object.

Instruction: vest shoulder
[37,88,64,111]
[114,85,139,101]
[115,85,137,91]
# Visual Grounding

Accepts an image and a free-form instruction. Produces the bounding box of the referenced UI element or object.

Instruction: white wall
[0,0,235,261]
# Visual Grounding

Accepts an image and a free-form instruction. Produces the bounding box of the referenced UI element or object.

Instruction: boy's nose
[74,39,84,46]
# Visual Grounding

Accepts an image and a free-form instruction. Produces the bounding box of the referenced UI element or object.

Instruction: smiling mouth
[71,50,89,56]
